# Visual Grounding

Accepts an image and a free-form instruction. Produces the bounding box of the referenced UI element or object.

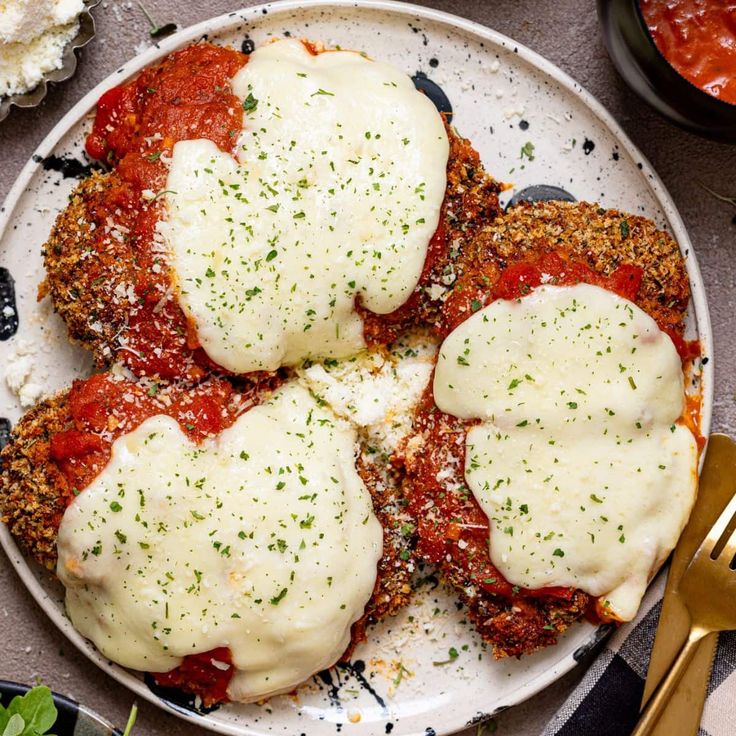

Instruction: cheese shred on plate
[56,383,383,702]
[433,284,698,621]
[162,38,449,373]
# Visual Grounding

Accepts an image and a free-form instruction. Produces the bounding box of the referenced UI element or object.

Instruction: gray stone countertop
[0,1,734,734]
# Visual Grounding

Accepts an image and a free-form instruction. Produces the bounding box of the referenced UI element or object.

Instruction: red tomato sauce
[438,249,698,363]
[640,0,736,105]
[152,647,234,707]
[84,44,247,379]
[439,250,642,332]
[49,373,240,494]
[86,44,246,164]
[439,250,643,336]
[490,252,642,303]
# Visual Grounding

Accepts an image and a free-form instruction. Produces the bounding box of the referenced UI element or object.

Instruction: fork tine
[719,536,736,570]
[699,491,736,560]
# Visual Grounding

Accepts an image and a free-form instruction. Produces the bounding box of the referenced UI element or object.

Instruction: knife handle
[632,627,708,736]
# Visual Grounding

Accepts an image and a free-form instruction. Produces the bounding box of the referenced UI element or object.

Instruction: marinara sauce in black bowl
[597,0,736,142]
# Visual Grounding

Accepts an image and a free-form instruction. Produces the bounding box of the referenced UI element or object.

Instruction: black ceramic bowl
[597,0,736,142]
[0,681,122,736]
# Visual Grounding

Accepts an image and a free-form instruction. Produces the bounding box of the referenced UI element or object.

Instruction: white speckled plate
[0,2,713,735]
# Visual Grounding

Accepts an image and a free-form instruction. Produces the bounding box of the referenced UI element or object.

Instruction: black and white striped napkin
[543,572,736,736]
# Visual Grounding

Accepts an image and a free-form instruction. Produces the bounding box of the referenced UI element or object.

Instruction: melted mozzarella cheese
[56,383,382,702]
[163,39,449,373]
[434,284,698,621]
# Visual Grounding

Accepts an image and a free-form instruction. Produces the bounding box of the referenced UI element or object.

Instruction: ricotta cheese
[56,383,383,702]
[298,332,438,458]
[163,38,449,373]
[434,284,698,621]
[0,0,83,97]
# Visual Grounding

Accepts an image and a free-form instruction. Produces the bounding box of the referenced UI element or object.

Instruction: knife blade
[640,434,736,735]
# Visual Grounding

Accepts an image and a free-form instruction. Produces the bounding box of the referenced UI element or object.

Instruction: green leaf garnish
[137,2,177,38]
[242,93,258,112]
[520,141,535,161]
[0,685,57,736]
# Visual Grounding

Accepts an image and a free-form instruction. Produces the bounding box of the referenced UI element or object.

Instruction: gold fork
[631,490,736,735]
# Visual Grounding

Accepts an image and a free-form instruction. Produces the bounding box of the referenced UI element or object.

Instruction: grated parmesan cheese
[0,0,84,97]
[4,339,47,407]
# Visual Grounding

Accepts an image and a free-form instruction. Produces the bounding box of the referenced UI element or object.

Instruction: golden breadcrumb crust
[0,394,71,571]
[445,200,690,336]
[42,170,140,370]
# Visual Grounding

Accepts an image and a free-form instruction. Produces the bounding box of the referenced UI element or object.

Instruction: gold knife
[640,434,736,734]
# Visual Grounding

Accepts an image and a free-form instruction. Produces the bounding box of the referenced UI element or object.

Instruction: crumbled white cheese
[0,0,82,43]
[5,352,33,393]
[18,382,44,405]
[297,332,438,456]
[4,339,48,407]
[425,282,446,301]
[503,104,525,119]
[0,0,84,97]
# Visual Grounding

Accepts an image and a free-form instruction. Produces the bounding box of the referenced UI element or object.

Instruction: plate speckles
[572,623,616,663]
[411,71,453,121]
[31,153,103,180]
[0,267,18,340]
[0,418,11,455]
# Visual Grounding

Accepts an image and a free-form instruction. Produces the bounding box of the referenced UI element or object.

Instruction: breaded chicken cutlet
[0,370,415,697]
[42,127,501,382]
[400,200,695,659]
